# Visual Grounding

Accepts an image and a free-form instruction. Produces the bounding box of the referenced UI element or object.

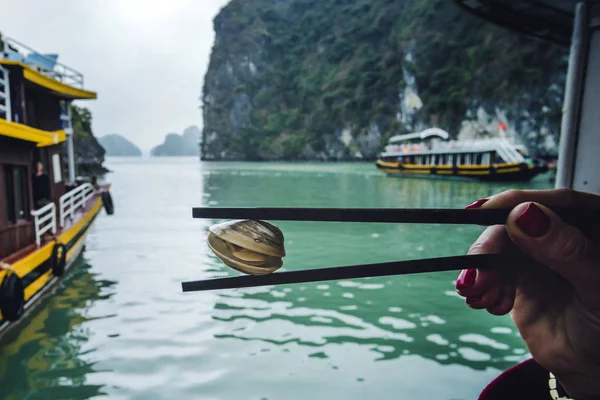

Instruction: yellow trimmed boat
[0,34,113,339]
[375,128,548,182]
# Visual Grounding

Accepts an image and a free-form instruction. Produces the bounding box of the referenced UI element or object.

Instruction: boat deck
[1,185,109,265]
[0,184,109,338]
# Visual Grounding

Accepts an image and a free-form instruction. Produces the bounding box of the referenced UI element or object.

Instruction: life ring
[51,242,67,277]
[0,270,25,322]
[101,190,114,215]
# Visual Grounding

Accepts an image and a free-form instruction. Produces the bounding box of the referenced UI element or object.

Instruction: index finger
[482,188,600,210]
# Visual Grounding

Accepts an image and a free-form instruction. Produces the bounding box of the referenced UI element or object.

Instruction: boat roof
[451,0,577,45]
[0,61,97,100]
[0,36,96,100]
[388,128,450,144]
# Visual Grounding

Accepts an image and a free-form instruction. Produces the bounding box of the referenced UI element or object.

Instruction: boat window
[482,153,490,165]
[4,165,30,223]
[475,153,483,165]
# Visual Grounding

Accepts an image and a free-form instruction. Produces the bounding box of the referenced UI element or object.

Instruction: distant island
[151,125,200,156]
[99,134,142,156]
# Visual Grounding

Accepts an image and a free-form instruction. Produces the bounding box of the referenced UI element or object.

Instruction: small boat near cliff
[375,127,548,182]
[0,34,113,339]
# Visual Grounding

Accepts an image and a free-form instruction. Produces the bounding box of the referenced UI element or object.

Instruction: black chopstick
[181,253,521,293]
[191,206,599,230]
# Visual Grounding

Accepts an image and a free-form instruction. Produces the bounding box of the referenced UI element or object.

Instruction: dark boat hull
[376,160,547,182]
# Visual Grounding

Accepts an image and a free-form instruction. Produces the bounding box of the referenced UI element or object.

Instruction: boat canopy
[388,128,450,144]
[452,0,577,45]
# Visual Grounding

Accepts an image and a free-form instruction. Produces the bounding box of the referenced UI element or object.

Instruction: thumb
[506,202,600,305]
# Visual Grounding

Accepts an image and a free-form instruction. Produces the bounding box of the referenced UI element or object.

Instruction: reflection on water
[0,159,554,399]
[200,162,550,397]
[0,256,117,400]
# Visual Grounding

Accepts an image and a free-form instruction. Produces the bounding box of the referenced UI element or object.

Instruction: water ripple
[0,159,553,399]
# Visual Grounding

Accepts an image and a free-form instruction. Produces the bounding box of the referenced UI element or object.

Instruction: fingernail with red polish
[465,199,489,209]
[457,269,477,288]
[515,203,550,238]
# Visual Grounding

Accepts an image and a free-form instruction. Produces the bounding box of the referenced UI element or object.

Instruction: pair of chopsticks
[181,207,599,293]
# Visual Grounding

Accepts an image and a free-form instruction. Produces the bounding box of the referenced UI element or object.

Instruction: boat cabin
[376,126,545,181]
[381,128,531,165]
[0,34,96,261]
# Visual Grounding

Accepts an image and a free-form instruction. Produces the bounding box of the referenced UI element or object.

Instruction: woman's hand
[457,189,600,399]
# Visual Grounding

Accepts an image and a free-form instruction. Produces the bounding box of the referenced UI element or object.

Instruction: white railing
[59,183,96,227]
[1,36,84,88]
[31,202,57,246]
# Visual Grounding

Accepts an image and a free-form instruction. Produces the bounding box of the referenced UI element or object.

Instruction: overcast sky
[1,0,230,152]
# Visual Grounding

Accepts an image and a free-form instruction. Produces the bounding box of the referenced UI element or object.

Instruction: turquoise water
[0,158,554,399]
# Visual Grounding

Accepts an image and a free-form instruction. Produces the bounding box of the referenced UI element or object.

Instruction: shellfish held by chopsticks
[184,206,600,293]
[207,219,286,275]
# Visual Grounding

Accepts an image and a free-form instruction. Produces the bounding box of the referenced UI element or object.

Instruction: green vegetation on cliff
[202,0,568,161]
[66,105,108,175]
